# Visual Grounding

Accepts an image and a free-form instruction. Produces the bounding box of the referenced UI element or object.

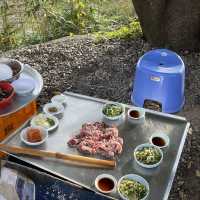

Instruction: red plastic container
[0,82,15,109]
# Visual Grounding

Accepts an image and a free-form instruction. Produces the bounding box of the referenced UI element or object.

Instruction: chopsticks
[0,144,116,169]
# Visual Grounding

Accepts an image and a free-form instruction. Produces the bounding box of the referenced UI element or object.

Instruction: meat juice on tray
[67,122,123,158]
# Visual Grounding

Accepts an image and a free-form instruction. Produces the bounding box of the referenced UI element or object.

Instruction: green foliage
[94,19,142,42]
[0,0,137,51]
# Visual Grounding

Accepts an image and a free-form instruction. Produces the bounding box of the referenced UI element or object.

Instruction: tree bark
[132,0,200,51]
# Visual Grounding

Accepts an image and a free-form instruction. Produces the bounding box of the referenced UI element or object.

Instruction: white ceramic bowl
[20,126,48,146]
[127,107,145,124]
[118,174,149,200]
[43,102,64,119]
[102,103,125,121]
[149,133,170,149]
[51,94,67,108]
[12,78,35,96]
[134,143,163,169]
[31,113,59,132]
[95,174,117,194]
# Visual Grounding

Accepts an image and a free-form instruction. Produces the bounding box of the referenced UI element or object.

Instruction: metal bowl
[0,58,24,82]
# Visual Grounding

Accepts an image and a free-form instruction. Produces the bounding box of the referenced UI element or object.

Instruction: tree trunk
[132,0,200,51]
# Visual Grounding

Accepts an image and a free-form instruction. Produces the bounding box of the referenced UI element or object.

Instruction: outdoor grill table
[1,92,190,200]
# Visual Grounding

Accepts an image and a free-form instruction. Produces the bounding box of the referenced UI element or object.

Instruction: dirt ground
[1,35,200,200]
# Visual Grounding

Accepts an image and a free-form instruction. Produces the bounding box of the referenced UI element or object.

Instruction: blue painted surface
[132,49,185,113]
[6,158,111,200]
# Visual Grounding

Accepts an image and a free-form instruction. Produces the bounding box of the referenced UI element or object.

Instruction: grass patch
[94,19,142,42]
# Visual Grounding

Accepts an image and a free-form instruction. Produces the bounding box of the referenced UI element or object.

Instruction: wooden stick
[0,144,116,168]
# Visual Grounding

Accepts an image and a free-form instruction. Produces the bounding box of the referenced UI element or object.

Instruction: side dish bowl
[31,113,59,132]
[149,133,170,149]
[0,58,24,82]
[118,174,149,200]
[102,103,125,121]
[0,82,15,109]
[20,126,48,146]
[43,102,64,119]
[133,143,163,168]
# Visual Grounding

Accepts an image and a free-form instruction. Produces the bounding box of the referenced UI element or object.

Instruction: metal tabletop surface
[2,92,190,200]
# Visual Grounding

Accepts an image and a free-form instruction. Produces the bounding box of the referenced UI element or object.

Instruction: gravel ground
[1,35,200,200]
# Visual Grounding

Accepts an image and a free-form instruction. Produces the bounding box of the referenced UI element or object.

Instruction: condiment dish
[149,133,170,149]
[43,102,64,119]
[51,94,67,108]
[20,126,48,146]
[134,143,163,169]
[95,174,117,194]
[118,174,149,200]
[127,107,145,124]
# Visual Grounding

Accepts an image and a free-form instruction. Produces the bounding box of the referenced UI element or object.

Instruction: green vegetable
[119,178,147,200]
[103,104,123,117]
[135,147,161,165]
[47,118,55,126]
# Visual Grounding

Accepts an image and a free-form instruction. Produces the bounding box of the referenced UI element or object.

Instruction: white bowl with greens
[134,143,163,168]
[102,103,125,121]
[31,113,59,132]
[118,174,149,200]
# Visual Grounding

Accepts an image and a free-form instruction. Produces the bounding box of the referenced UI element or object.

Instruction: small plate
[20,126,48,146]
[118,174,149,200]
[31,113,59,132]
[51,94,67,108]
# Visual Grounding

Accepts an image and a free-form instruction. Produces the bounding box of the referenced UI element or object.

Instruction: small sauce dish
[51,94,67,108]
[95,174,117,194]
[43,102,64,119]
[149,133,170,149]
[20,126,48,146]
[127,107,145,124]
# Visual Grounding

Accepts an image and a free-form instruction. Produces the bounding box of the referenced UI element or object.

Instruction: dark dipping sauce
[98,178,114,192]
[129,110,140,118]
[152,137,166,147]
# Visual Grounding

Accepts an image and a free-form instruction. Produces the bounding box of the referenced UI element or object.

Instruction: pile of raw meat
[67,122,123,158]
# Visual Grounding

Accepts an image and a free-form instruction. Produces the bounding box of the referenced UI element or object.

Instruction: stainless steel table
[2,92,190,200]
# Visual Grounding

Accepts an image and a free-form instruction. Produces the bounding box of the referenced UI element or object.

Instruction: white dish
[134,143,163,169]
[102,103,125,121]
[127,107,145,124]
[43,102,64,119]
[118,174,149,200]
[149,133,170,149]
[20,126,48,146]
[12,78,35,96]
[51,94,67,107]
[0,63,13,80]
[31,113,59,132]
[95,174,117,194]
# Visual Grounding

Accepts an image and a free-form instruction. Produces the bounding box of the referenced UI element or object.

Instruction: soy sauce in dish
[152,137,166,147]
[98,178,114,192]
[129,110,140,118]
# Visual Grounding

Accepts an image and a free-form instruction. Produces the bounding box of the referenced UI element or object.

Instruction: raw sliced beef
[67,122,123,158]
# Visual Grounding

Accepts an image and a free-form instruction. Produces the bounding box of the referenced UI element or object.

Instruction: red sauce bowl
[0,82,15,109]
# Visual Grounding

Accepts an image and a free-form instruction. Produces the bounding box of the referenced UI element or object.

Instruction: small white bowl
[102,103,125,121]
[149,133,170,149]
[20,126,48,146]
[118,174,149,200]
[31,113,59,132]
[43,102,64,119]
[51,94,67,108]
[95,174,117,194]
[127,107,145,124]
[134,143,163,169]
